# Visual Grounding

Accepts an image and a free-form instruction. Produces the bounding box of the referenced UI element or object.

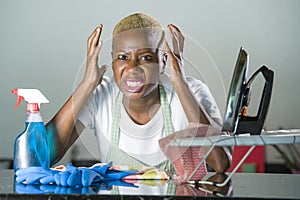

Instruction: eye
[117,54,128,60]
[140,55,153,62]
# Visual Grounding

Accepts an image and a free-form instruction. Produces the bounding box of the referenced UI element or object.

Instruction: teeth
[126,81,142,87]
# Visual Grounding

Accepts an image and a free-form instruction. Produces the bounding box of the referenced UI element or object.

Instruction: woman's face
[112,29,165,100]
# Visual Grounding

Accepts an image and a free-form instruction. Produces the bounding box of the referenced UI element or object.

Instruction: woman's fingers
[164,39,172,56]
[164,24,186,80]
[84,24,107,86]
[92,25,102,46]
[168,26,179,57]
[164,39,181,73]
[164,39,175,63]
[170,24,184,53]
[167,24,184,58]
[94,40,103,57]
[87,24,103,55]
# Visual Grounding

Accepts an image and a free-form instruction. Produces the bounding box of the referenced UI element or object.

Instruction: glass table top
[1,169,300,199]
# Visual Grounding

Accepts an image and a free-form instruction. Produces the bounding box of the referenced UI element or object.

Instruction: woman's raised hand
[164,24,185,84]
[84,24,107,87]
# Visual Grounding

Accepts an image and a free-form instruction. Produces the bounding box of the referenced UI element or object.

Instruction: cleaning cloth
[159,124,221,182]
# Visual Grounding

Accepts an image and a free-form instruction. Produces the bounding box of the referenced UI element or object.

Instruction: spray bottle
[12,88,50,171]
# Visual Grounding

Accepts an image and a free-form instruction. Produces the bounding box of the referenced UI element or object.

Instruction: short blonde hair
[112,13,165,51]
[113,13,164,36]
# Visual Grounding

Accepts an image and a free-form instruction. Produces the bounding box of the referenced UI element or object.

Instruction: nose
[125,58,142,72]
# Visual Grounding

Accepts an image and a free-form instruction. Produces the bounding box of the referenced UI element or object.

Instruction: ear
[163,53,167,65]
[160,53,167,74]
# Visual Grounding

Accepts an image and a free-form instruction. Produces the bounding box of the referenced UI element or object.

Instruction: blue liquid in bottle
[14,111,50,171]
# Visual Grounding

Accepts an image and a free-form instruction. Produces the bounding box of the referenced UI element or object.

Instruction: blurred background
[0,0,299,171]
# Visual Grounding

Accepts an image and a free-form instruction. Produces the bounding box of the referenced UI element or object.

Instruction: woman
[46,13,230,174]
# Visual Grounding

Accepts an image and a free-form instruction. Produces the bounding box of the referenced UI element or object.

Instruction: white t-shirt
[78,74,223,164]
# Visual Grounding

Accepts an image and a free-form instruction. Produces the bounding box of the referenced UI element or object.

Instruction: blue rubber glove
[106,169,139,180]
[54,164,78,186]
[16,167,59,184]
[16,162,138,187]
[40,184,105,194]
[15,183,45,194]
[90,162,138,181]
[54,163,106,187]
[16,183,110,194]
[56,162,138,186]
[89,162,112,176]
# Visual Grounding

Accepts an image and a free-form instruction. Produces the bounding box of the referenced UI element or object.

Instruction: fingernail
[96,27,100,32]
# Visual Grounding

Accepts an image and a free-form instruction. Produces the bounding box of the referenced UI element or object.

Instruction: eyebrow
[113,50,128,55]
[114,48,158,55]
[138,49,157,55]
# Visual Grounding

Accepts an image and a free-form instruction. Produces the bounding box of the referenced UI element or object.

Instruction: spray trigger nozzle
[12,88,49,111]
[12,88,25,109]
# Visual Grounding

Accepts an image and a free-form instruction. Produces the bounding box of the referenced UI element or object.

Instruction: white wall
[0,0,299,163]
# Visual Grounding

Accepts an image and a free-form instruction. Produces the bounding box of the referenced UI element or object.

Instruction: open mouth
[124,79,144,93]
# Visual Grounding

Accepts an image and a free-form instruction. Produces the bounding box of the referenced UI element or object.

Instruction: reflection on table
[1,169,231,197]
[1,169,300,199]
[15,173,231,197]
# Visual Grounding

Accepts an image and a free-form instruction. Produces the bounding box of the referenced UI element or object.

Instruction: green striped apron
[106,84,175,172]
[106,84,177,194]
